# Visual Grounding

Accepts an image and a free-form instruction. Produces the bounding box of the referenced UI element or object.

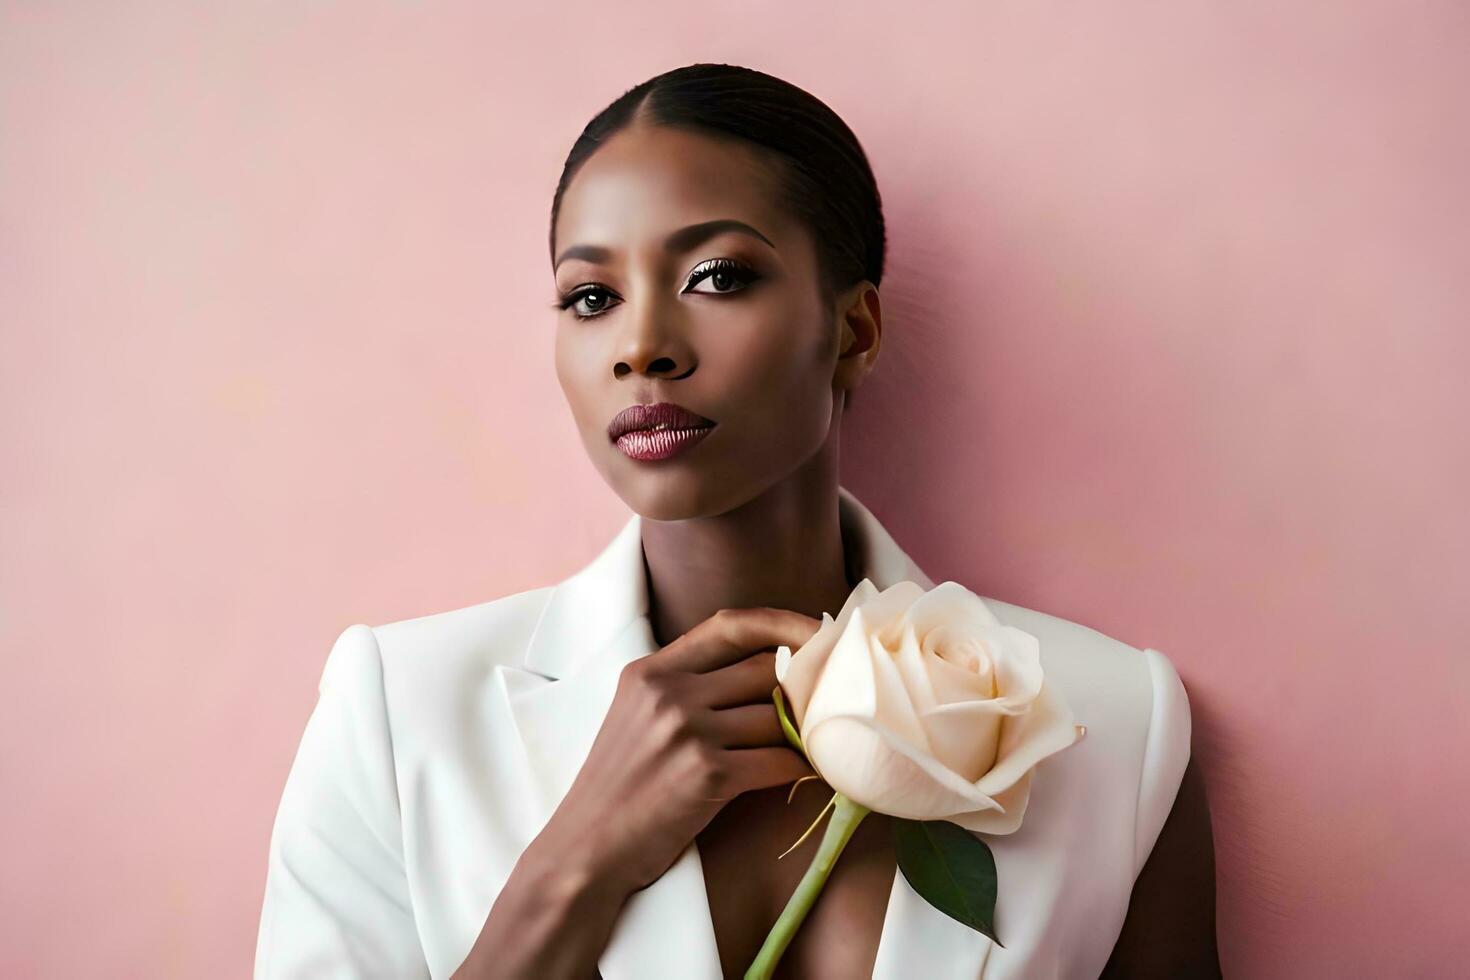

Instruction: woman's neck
[639,470,860,649]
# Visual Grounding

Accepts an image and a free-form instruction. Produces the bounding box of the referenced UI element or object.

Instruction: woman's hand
[453,606,822,979]
[542,605,823,893]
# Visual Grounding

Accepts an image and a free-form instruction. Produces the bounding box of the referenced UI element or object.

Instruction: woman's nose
[615,351,686,379]
[613,295,692,379]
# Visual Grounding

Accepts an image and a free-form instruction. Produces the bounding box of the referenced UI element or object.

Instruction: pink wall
[3,3,1464,975]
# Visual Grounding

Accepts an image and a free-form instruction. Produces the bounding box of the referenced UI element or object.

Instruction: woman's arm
[1100,752,1221,978]
[451,820,635,979]
[255,625,432,978]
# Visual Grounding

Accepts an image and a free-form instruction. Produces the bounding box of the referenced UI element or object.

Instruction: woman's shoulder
[978,593,1193,876]
[978,594,1191,790]
[343,584,558,699]
[977,592,1185,706]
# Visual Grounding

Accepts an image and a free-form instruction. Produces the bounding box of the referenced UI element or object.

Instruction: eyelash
[550,258,760,320]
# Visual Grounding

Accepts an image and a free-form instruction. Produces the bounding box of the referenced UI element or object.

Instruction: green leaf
[772,686,806,756]
[892,818,1004,948]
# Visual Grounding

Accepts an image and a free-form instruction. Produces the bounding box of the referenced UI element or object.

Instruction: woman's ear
[835,280,881,375]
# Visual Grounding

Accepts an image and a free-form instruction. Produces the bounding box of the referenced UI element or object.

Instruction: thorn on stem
[777,792,837,860]
[786,773,822,805]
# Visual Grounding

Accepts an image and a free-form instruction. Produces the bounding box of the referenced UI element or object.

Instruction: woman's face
[551,123,876,521]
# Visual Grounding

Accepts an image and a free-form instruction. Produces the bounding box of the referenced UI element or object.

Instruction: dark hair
[548,63,886,310]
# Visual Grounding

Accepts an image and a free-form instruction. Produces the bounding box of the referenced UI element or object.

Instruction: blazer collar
[501,485,996,979]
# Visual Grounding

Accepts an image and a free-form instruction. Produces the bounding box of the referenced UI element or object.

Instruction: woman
[255,63,1219,979]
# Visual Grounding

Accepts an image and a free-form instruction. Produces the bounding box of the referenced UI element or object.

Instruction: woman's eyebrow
[554,218,775,271]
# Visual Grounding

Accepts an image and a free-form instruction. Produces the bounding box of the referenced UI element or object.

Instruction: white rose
[775,578,1083,834]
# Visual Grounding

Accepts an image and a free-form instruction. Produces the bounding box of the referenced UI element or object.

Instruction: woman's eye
[560,287,620,319]
[684,259,759,295]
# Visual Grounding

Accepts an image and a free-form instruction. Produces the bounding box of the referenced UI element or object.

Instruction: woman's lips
[614,424,716,461]
[608,401,717,461]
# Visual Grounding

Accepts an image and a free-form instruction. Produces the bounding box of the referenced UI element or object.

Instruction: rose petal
[774,612,834,721]
[776,579,881,721]
[948,769,1034,835]
[916,699,1005,781]
[982,625,1044,708]
[923,644,998,705]
[974,679,1081,798]
[865,581,931,650]
[798,607,878,737]
[867,629,931,752]
[903,582,1000,639]
[804,713,1005,821]
[894,620,939,715]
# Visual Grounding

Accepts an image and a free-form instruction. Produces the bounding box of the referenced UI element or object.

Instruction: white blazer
[254,485,1191,979]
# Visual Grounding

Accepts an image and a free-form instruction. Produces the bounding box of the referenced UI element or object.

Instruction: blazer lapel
[499,510,725,978]
[497,486,993,979]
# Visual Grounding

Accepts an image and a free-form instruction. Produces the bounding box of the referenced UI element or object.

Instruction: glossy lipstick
[609,402,717,461]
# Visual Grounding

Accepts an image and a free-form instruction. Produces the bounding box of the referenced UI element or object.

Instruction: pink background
[3,3,1465,976]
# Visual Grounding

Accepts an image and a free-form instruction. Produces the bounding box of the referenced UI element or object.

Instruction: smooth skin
[455,120,1219,978]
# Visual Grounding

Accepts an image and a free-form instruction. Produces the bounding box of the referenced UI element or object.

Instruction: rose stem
[743,793,872,980]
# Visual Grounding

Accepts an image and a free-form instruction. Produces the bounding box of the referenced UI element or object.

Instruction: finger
[696,650,779,709]
[701,703,785,749]
[725,745,818,796]
[658,607,820,674]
